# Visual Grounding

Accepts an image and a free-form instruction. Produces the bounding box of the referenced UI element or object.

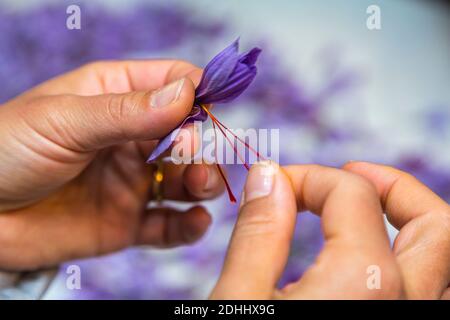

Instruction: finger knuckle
[81,60,116,72]
[24,95,77,128]
[342,160,361,170]
[105,94,125,122]
[341,171,378,196]
[105,92,146,122]
[353,174,374,189]
[312,165,376,191]
[399,170,423,187]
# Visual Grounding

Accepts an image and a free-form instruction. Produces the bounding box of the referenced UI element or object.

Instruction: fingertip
[184,164,208,194]
[238,161,297,238]
[185,68,204,87]
[343,160,396,176]
[180,76,196,104]
[143,77,196,138]
[342,160,371,171]
[241,161,294,211]
[203,165,225,194]
[164,76,196,118]
[342,161,398,193]
[165,60,203,86]
[184,164,225,199]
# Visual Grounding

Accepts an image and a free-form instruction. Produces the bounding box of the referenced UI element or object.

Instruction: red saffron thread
[212,115,249,170]
[207,112,267,162]
[201,105,266,203]
[202,105,249,169]
[211,120,236,203]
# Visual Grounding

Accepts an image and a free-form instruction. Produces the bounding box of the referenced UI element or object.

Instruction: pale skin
[212,162,450,300]
[0,61,449,299]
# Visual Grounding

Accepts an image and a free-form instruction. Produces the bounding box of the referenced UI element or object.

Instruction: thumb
[26,77,195,152]
[210,161,297,299]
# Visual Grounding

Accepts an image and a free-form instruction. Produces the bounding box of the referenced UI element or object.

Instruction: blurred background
[0,0,449,299]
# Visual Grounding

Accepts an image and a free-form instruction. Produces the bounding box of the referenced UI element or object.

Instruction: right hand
[211,161,450,299]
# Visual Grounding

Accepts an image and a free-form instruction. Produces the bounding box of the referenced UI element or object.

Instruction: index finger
[343,161,450,228]
[284,164,390,246]
[343,161,450,298]
[281,165,399,299]
[22,60,202,98]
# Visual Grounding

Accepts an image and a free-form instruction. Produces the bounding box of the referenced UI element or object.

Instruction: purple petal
[200,66,257,103]
[195,39,239,99]
[146,106,207,162]
[146,128,181,162]
[196,47,260,104]
[239,47,261,65]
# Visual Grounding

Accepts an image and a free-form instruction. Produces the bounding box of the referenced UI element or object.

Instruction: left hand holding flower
[0,60,224,271]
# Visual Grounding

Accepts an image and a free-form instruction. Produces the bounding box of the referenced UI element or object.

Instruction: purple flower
[147,39,261,162]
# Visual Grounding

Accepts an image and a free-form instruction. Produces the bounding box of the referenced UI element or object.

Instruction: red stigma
[201,105,266,203]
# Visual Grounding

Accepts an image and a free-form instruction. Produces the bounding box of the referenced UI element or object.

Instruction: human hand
[0,60,224,270]
[211,161,450,299]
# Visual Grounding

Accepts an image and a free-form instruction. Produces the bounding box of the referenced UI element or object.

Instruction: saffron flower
[147,39,262,202]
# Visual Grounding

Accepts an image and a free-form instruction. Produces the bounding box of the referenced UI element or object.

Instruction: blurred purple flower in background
[0,4,224,103]
[397,155,450,200]
[1,1,449,299]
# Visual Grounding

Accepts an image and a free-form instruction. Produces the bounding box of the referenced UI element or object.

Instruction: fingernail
[204,165,219,191]
[243,161,276,204]
[150,78,185,108]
